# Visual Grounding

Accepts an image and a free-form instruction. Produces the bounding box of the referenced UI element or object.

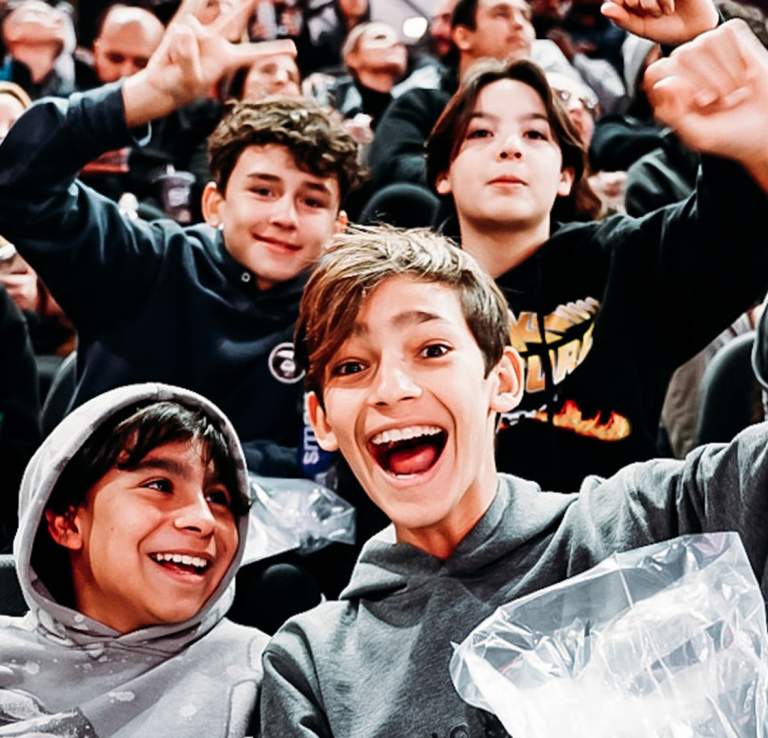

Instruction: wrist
[743,155,768,193]
[679,5,720,43]
[121,71,179,128]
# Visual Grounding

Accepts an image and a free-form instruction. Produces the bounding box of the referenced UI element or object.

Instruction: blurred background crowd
[3,0,768,633]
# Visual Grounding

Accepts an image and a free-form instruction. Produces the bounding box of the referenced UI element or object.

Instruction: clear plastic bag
[242,474,356,565]
[450,533,768,738]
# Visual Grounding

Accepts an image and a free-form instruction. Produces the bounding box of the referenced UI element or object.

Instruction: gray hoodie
[0,383,267,738]
[260,422,768,738]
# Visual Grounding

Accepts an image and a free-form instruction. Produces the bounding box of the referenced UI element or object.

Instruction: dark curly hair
[207,97,366,203]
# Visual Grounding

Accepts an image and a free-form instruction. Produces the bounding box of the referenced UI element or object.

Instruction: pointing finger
[228,38,297,67]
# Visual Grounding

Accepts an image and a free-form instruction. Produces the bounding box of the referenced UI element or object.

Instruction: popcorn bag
[450,533,768,738]
[242,474,356,565]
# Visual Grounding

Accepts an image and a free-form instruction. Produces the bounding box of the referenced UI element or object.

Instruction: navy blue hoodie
[0,83,307,475]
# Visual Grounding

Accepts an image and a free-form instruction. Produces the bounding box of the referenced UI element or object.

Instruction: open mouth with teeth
[369,425,448,477]
[149,552,211,577]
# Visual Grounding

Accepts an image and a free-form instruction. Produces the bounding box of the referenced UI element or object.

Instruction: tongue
[388,442,439,476]
[159,561,200,575]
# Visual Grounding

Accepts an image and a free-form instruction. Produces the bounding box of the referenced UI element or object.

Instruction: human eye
[249,185,274,197]
[465,125,492,141]
[302,196,327,210]
[524,126,551,141]
[331,359,366,377]
[420,343,451,359]
[144,478,172,492]
[205,487,233,509]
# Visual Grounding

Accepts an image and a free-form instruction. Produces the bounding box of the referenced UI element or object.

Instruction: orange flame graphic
[532,400,630,441]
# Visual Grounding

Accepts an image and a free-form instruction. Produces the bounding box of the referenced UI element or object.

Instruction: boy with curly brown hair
[0,8,365,476]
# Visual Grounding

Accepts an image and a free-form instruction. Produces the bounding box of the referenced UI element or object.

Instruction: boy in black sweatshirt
[0,11,364,475]
[425,21,768,490]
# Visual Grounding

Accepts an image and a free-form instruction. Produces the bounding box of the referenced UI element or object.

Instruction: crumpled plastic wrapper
[242,474,356,564]
[450,533,768,738]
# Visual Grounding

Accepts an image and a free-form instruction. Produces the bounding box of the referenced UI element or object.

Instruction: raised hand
[122,0,295,127]
[644,19,768,190]
[600,0,718,44]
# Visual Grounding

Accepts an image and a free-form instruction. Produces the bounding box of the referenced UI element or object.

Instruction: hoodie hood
[339,475,574,602]
[13,382,252,651]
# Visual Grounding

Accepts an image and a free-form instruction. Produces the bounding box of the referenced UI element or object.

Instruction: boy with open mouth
[259,222,768,735]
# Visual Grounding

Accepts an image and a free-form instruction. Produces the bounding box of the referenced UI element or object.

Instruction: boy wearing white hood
[0,383,266,737]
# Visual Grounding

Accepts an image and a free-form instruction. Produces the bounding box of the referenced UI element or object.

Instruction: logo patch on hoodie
[268,342,305,384]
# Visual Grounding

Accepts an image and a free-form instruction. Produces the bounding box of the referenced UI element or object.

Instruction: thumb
[600,2,637,29]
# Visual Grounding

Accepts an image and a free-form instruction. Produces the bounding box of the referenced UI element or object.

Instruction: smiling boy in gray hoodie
[0,383,266,737]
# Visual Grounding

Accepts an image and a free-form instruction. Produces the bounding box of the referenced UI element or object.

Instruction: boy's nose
[173,494,216,536]
[371,362,422,406]
[498,132,524,159]
[269,196,299,229]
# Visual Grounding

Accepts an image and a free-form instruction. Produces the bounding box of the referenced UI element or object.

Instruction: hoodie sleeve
[0,285,40,537]
[0,83,170,334]
[567,421,768,596]
[260,625,334,738]
[588,154,768,371]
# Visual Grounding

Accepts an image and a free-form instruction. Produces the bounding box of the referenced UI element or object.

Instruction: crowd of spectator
[2,0,768,732]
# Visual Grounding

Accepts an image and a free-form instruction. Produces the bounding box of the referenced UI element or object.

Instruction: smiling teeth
[151,553,209,570]
[371,425,443,445]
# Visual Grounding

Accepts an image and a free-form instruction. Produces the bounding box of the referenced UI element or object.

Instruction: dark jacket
[0,83,306,475]
[624,130,699,216]
[367,69,456,189]
[487,156,768,490]
[0,285,40,548]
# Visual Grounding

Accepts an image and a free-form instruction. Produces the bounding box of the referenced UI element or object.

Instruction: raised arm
[601,0,718,44]
[644,19,768,191]
[122,0,294,127]
[0,3,294,331]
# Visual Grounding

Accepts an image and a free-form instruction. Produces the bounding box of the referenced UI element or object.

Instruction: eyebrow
[128,455,224,485]
[469,111,550,124]
[129,457,192,480]
[351,310,445,336]
[245,172,333,195]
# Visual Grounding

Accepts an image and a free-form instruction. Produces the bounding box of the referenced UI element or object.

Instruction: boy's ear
[558,166,575,197]
[435,171,452,196]
[333,210,349,235]
[202,181,225,228]
[489,347,524,414]
[307,391,340,452]
[45,507,85,552]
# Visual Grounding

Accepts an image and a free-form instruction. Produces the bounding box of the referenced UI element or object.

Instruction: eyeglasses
[553,87,599,116]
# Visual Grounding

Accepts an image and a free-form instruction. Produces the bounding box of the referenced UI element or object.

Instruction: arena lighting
[402,16,428,39]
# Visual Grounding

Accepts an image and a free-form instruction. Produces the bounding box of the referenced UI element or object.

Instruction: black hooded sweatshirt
[478,156,768,490]
[0,83,306,476]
